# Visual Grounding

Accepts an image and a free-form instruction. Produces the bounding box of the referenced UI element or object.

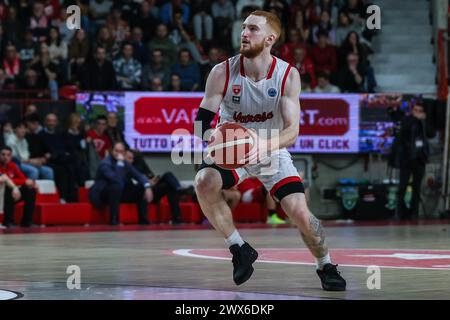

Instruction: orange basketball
[207,123,254,170]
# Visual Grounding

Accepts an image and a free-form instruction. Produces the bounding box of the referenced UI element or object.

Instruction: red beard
[240,39,265,58]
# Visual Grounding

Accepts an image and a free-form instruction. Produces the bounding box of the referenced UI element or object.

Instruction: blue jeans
[20,163,54,180]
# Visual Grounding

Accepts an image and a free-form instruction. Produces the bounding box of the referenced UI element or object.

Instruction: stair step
[376,84,437,94]
[376,73,435,84]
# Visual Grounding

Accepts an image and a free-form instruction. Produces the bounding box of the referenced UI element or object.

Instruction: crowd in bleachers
[1,0,378,97]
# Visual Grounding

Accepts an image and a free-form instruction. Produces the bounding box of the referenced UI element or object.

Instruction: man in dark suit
[89,142,153,225]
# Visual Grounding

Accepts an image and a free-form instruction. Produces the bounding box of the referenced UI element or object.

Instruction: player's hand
[240,129,271,165]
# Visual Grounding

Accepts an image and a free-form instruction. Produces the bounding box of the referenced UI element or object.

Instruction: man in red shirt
[0,146,37,228]
[310,30,337,74]
[86,115,112,160]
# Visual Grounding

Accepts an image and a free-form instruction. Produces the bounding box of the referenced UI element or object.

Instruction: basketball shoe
[316,263,347,291]
[229,242,258,285]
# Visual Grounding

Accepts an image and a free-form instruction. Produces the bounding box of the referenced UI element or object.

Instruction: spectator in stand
[23,104,38,119]
[64,113,89,187]
[18,29,40,69]
[168,73,182,91]
[212,0,235,45]
[89,0,113,30]
[148,23,178,67]
[116,0,140,23]
[160,0,190,26]
[24,113,47,163]
[312,10,336,45]
[113,42,142,90]
[338,30,371,68]
[150,77,164,91]
[192,2,213,45]
[142,49,170,90]
[280,28,308,65]
[292,47,317,88]
[94,26,119,60]
[30,44,60,100]
[291,0,318,27]
[29,0,49,42]
[342,0,366,25]
[236,0,264,17]
[51,6,76,43]
[89,142,152,225]
[40,113,78,203]
[124,149,189,224]
[0,146,37,228]
[130,27,148,66]
[337,52,365,93]
[315,0,338,28]
[2,44,21,84]
[200,47,222,82]
[18,68,47,98]
[133,0,160,43]
[3,6,22,47]
[6,121,54,180]
[46,26,68,82]
[0,68,7,90]
[171,49,201,91]
[43,0,61,21]
[231,6,253,53]
[263,0,291,27]
[301,73,313,93]
[105,112,127,147]
[86,115,112,160]
[310,30,337,74]
[105,6,130,43]
[68,28,90,82]
[335,11,361,46]
[313,71,340,93]
[80,46,117,90]
[16,0,31,26]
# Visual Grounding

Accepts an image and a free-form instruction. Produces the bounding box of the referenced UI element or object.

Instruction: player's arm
[194,62,227,141]
[273,67,301,150]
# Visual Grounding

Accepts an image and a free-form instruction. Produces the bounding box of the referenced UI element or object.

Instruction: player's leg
[194,163,257,285]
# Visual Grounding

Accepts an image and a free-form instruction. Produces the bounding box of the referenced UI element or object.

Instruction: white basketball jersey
[218,54,292,138]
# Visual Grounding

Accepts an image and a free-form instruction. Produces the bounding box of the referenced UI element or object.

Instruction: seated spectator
[341,0,366,25]
[280,28,309,65]
[6,121,54,180]
[236,0,264,17]
[80,46,117,90]
[212,0,235,46]
[263,0,291,26]
[315,0,338,28]
[160,0,190,26]
[130,27,148,65]
[86,115,112,160]
[237,177,286,224]
[105,6,130,43]
[29,0,49,42]
[43,0,61,21]
[150,77,164,91]
[335,11,361,46]
[133,0,161,43]
[2,121,14,147]
[312,10,336,44]
[94,26,119,60]
[200,47,222,82]
[40,113,78,203]
[337,52,365,93]
[89,142,152,225]
[68,28,90,82]
[338,30,371,68]
[125,149,190,224]
[113,42,142,90]
[18,68,47,98]
[192,3,213,45]
[2,44,21,84]
[30,44,60,100]
[301,73,313,93]
[51,6,76,43]
[171,49,201,91]
[18,29,40,69]
[89,0,113,27]
[313,71,340,93]
[0,146,37,228]
[310,30,337,74]
[292,47,317,89]
[64,113,89,186]
[46,26,68,82]
[142,49,170,90]
[105,112,127,147]
[148,23,177,67]
[168,73,182,91]
[23,104,38,118]
[3,6,23,47]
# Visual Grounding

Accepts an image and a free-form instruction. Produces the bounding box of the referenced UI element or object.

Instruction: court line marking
[172,249,450,271]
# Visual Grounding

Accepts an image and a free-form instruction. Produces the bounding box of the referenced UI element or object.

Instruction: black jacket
[398,115,435,164]
[80,59,117,91]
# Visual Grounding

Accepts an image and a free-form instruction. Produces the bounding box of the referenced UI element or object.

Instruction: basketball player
[193,11,346,291]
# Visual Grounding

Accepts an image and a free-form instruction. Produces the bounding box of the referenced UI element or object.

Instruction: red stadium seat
[180,202,203,224]
[78,187,89,203]
[36,203,91,225]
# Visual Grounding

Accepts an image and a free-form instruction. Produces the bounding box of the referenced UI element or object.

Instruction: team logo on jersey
[232,85,241,95]
[267,87,277,97]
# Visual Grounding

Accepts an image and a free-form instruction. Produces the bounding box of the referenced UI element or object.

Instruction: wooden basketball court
[0,221,449,300]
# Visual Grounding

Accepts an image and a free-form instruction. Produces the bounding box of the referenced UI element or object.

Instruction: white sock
[316,253,332,270]
[225,230,245,247]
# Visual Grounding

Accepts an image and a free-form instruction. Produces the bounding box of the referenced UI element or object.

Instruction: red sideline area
[0,187,269,228]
